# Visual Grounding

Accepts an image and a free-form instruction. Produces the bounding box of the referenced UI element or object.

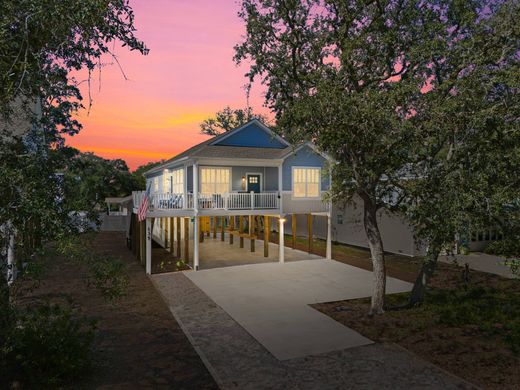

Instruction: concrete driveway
[185,259,411,360]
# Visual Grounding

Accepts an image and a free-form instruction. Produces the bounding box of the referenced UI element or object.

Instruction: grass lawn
[312,250,520,389]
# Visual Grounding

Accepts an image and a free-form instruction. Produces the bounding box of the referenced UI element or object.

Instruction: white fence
[132,191,279,211]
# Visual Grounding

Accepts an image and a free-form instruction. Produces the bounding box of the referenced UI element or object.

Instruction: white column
[279,216,285,263]
[193,162,198,212]
[194,216,200,270]
[193,162,200,270]
[145,217,152,275]
[326,212,332,260]
[278,164,283,213]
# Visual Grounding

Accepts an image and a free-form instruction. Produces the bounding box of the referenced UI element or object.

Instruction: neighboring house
[132,119,333,273]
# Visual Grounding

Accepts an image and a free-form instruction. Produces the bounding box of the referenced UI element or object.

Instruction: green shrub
[0,304,96,388]
[426,286,520,353]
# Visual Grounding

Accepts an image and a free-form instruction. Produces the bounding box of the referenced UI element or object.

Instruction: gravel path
[153,271,476,390]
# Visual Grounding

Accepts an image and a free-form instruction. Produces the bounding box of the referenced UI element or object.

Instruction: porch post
[278,163,283,213]
[264,215,270,257]
[326,212,332,260]
[140,219,146,265]
[279,216,285,263]
[145,217,152,275]
[250,215,255,252]
[229,216,234,245]
[239,216,244,248]
[194,216,200,270]
[193,162,199,270]
[183,217,189,263]
[169,217,174,255]
[176,217,181,257]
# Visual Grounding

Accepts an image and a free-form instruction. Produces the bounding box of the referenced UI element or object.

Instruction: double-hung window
[292,167,320,198]
[200,167,230,194]
[163,170,169,193]
[171,168,184,194]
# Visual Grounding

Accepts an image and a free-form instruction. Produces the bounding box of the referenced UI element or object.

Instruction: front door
[247,174,261,193]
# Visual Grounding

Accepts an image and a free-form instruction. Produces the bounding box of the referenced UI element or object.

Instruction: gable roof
[145,120,290,176]
[210,119,290,148]
[144,120,332,176]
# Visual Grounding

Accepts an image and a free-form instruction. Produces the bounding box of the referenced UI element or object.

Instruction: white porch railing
[132,191,279,211]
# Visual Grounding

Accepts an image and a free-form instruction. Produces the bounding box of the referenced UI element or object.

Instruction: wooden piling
[184,217,189,262]
[220,216,225,241]
[169,217,174,255]
[250,215,255,252]
[229,216,234,244]
[307,214,313,254]
[213,217,217,239]
[176,217,181,258]
[239,216,244,248]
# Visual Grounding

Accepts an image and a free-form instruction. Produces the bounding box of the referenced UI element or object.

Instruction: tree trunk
[362,196,386,315]
[408,244,441,306]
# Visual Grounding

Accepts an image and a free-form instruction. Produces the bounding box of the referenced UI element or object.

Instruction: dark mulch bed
[19,232,217,389]
[313,264,520,390]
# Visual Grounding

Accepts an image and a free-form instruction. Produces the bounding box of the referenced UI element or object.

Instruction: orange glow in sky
[66,0,269,170]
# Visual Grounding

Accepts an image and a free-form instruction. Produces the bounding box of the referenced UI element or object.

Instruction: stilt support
[326,213,332,260]
[279,216,285,263]
[239,216,244,248]
[229,217,234,244]
[264,216,270,257]
[194,216,200,270]
[145,217,152,275]
[250,215,255,252]
[184,217,189,263]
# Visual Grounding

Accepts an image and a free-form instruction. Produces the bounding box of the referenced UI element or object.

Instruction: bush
[0,304,96,388]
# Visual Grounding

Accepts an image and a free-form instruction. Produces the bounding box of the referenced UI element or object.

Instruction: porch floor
[192,233,322,270]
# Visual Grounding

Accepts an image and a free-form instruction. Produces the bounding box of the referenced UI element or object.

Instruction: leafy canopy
[200,106,269,136]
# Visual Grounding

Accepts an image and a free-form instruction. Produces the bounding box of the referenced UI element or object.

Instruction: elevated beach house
[132,120,333,273]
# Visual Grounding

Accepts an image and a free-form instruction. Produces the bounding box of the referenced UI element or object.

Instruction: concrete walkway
[439,252,514,278]
[187,259,410,360]
[151,272,473,389]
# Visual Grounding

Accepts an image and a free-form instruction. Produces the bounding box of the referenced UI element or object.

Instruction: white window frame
[291,166,321,199]
[153,176,159,193]
[170,168,184,194]
[199,167,232,194]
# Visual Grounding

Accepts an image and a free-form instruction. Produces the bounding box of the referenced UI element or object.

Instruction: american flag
[137,184,151,222]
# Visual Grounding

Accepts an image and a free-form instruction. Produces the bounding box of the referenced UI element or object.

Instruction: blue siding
[264,167,278,191]
[187,166,193,192]
[282,145,330,191]
[230,166,279,191]
[213,122,286,149]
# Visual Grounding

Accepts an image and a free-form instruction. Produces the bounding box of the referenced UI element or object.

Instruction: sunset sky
[67,0,269,170]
